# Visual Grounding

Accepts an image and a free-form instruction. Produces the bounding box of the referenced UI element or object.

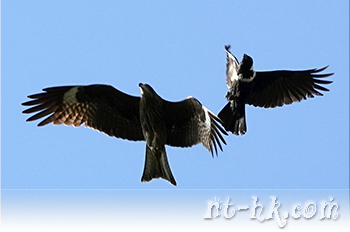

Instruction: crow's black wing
[22,85,144,141]
[245,67,333,108]
[163,97,227,156]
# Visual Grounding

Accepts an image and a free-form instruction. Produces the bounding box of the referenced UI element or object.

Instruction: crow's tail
[218,101,247,135]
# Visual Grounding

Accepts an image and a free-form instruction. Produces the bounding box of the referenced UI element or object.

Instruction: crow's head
[238,54,256,82]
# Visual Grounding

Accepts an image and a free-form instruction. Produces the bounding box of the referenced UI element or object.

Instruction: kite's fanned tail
[141,145,176,186]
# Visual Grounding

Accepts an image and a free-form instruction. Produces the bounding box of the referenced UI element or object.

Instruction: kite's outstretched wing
[22,85,144,141]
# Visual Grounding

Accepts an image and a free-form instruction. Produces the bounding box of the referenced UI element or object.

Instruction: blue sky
[2,1,348,190]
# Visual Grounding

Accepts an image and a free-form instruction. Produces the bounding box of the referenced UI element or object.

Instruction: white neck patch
[239,64,256,82]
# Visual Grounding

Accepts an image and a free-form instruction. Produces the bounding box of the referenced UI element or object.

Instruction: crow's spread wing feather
[22,85,144,141]
[163,97,227,156]
[246,67,333,108]
[225,45,239,89]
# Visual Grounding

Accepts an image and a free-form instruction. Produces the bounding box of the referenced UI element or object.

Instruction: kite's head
[139,83,157,97]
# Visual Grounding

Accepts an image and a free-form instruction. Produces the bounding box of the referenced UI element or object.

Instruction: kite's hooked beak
[139,83,146,95]
[139,83,155,96]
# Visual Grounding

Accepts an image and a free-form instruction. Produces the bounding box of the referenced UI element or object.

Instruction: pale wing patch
[53,87,90,127]
[63,86,79,104]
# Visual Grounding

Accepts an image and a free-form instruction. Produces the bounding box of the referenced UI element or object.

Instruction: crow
[218,45,333,135]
